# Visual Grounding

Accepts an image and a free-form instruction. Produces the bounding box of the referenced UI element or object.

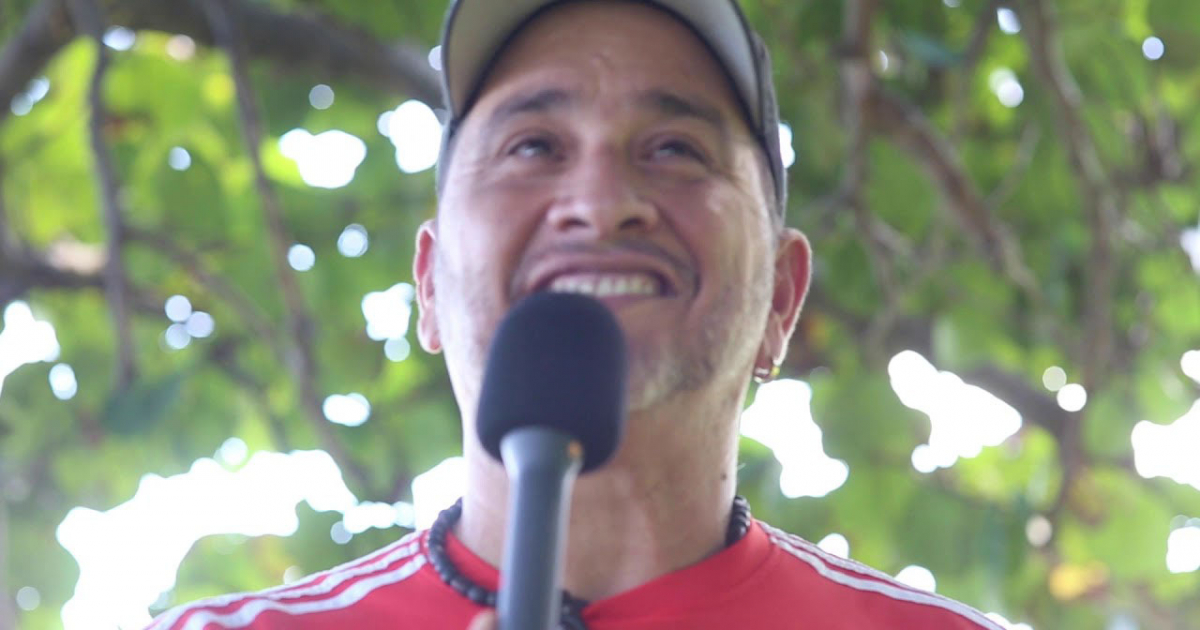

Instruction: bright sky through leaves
[383,100,442,173]
[322,392,371,427]
[0,301,60,398]
[889,351,1022,472]
[361,283,415,341]
[55,450,358,630]
[740,379,850,499]
[279,129,367,188]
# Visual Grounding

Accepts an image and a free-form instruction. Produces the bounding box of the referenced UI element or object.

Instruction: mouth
[523,251,687,304]
[544,271,665,298]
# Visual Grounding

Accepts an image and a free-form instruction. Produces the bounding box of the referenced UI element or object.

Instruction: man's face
[416,1,798,413]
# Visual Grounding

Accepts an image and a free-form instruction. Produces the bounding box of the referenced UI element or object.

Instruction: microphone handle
[497,427,583,630]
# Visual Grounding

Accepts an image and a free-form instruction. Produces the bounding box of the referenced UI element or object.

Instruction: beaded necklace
[426,496,752,630]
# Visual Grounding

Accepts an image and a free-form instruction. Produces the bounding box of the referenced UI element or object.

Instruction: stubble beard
[436,258,772,420]
[622,280,769,413]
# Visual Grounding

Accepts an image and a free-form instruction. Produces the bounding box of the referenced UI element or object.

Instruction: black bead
[467,585,489,605]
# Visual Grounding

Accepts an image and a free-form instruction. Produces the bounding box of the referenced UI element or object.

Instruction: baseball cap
[436,0,787,215]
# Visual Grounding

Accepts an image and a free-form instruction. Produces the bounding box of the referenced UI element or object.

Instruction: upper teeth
[547,273,660,297]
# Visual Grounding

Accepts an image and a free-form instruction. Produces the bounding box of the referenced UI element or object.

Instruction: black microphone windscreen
[477,292,627,473]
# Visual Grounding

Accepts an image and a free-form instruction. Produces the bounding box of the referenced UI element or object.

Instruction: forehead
[470,1,746,126]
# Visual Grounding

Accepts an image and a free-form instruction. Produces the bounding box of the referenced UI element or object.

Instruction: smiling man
[149,1,1003,629]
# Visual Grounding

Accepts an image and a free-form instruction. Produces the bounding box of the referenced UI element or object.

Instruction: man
[151,1,1004,628]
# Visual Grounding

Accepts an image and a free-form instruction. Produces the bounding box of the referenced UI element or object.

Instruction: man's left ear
[760,228,812,367]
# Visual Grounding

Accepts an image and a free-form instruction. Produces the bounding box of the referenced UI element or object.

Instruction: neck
[458,391,742,601]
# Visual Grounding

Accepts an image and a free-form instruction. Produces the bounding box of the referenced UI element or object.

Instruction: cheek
[437,187,548,295]
[660,187,769,278]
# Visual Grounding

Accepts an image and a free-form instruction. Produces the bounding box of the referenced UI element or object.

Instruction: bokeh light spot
[16,586,41,611]
[428,45,443,71]
[330,521,352,545]
[165,35,195,60]
[1042,366,1067,391]
[778,123,796,169]
[282,566,304,584]
[996,8,1021,34]
[323,393,371,427]
[1026,514,1052,547]
[1142,36,1165,61]
[216,437,248,468]
[288,244,316,272]
[49,363,78,401]
[27,77,50,102]
[186,312,214,339]
[168,147,191,171]
[309,84,335,110]
[816,533,849,558]
[10,94,33,116]
[337,224,369,258]
[386,100,442,174]
[988,68,1024,108]
[103,26,136,51]
[894,565,937,591]
[1056,383,1087,412]
[164,295,192,323]
[362,283,415,341]
[164,324,190,350]
[385,338,412,363]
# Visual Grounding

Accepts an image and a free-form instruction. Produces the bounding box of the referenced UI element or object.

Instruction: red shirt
[148,521,1003,629]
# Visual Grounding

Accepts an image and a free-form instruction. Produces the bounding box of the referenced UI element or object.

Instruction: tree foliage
[1,0,1198,628]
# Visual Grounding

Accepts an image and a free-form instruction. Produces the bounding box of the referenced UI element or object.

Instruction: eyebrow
[485,88,578,130]
[635,89,728,135]
[483,87,728,135]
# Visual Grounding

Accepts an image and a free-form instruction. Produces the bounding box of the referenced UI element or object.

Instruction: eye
[507,136,558,159]
[648,138,706,163]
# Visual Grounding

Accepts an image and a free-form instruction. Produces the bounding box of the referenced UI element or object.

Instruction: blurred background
[1,0,1198,628]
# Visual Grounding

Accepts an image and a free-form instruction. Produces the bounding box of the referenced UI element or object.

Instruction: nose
[546,148,659,237]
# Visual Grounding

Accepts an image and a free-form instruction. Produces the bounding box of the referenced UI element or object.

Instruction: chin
[622,347,718,413]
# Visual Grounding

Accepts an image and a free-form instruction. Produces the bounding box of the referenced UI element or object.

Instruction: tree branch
[868,88,1034,288]
[111,0,440,104]
[201,0,372,495]
[1016,0,1118,392]
[961,364,1068,441]
[0,158,11,260]
[203,337,294,453]
[0,491,13,630]
[0,0,441,129]
[69,0,138,390]
[125,224,287,366]
[0,0,72,130]
[0,243,106,305]
[951,0,1000,141]
[985,122,1042,210]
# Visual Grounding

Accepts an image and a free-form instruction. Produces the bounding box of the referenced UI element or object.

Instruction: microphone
[477,292,627,630]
